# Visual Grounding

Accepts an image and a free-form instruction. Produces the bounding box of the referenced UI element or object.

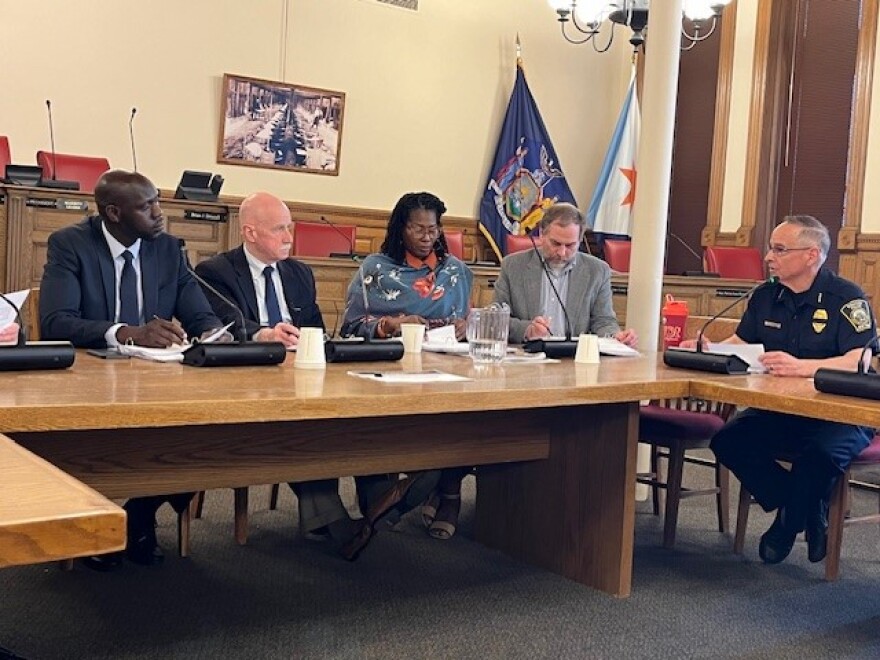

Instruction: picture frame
[217,73,346,176]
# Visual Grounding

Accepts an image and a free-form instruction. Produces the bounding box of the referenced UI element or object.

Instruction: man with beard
[493,202,637,347]
[40,169,226,570]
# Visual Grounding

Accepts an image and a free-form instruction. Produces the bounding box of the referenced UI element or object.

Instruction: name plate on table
[184,209,228,223]
[26,197,89,211]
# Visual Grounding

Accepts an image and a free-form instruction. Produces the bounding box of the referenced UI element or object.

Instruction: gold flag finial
[516,34,523,67]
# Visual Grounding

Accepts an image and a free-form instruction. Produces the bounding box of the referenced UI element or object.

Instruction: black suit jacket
[194,245,324,339]
[40,216,221,348]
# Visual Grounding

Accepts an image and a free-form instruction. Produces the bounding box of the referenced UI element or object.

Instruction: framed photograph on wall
[217,73,346,176]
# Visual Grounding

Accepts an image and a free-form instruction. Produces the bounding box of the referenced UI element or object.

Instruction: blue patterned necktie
[119,250,139,326]
[263,265,283,326]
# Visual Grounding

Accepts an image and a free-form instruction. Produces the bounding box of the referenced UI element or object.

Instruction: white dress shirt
[100,221,143,347]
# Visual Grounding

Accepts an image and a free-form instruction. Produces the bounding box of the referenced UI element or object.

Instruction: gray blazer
[493,250,621,343]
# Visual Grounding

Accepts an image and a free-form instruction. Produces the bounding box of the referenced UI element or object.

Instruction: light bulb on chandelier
[547,0,733,52]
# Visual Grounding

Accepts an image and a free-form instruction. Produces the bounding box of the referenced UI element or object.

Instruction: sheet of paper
[502,352,559,364]
[200,321,234,344]
[426,324,457,345]
[707,342,767,373]
[0,289,29,329]
[117,343,187,363]
[347,369,471,384]
[598,337,640,357]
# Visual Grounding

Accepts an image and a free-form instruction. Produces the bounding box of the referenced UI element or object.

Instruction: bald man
[195,192,322,346]
[196,192,381,559]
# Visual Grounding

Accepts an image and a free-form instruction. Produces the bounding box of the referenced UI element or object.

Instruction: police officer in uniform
[683,215,876,565]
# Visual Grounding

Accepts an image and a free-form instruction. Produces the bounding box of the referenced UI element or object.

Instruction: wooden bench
[0,434,125,568]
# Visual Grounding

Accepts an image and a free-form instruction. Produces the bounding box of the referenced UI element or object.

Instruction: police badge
[841,299,873,332]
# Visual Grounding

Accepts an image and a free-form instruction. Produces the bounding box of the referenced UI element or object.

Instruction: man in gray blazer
[493,202,638,346]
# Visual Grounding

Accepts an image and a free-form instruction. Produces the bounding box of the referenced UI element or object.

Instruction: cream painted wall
[0,0,631,218]
[718,0,758,234]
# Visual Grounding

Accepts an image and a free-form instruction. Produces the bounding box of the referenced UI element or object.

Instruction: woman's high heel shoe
[428,493,461,540]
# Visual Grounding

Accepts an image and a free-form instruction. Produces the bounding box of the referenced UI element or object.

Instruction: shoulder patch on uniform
[841,299,873,333]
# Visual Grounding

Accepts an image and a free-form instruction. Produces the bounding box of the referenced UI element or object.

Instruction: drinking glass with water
[466,303,510,364]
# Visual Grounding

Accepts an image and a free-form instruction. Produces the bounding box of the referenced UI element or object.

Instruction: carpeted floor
[3,462,880,659]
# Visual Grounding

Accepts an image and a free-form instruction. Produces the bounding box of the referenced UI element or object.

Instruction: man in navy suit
[195,192,412,560]
[40,170,226,569]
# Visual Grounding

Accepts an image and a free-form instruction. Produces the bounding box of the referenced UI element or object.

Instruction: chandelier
[547,0,734,52]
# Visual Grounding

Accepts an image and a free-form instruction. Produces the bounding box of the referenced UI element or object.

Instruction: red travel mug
[662,294,689,349]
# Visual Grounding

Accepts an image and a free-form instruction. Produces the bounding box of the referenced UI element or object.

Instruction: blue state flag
[587,70,640,238]
[479,63,577,260]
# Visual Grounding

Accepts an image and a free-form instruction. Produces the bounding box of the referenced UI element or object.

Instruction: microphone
[40,100,78,191]
[814,332,880,400]
[177,239,285,367]
[324,259,404,363]
[522,232,580,358]
[664,276,778,374]
[0,291,75,372]
[46,100,57,181]
[320,216,358,260]
[667,232,720,277]
[129,107,138,172]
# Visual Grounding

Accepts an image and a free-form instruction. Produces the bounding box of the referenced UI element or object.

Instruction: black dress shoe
[806,500,829,563]
[126,534,164,566]
[82,552,124,572]
[338,519,374,562]
[759,509,797,565]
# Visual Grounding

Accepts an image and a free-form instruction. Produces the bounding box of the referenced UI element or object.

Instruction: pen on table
[359,372,384,377]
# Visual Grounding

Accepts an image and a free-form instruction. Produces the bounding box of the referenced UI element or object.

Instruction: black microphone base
[814,368,880,401]
[182,342,286,367]
[663,348,750,374]
[523,339,578,358]
[0,343,75,371]
[39,178,80,191]
[324,340,404,363]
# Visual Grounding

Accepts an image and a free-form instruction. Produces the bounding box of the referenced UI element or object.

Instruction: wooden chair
[733,434,880,580]
[704,246,764,280]
[638,315,741,548]
[638,399,736,547]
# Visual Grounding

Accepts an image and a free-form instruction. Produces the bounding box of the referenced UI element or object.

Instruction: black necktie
[119,250,139,326]
[263,265,283,326]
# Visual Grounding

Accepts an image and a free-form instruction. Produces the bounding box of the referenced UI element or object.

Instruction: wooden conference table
[1,351,878,597]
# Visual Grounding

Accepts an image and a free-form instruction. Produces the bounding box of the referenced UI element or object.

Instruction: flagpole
[624,0,682,352]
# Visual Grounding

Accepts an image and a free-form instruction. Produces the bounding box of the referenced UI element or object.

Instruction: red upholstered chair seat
[292,221,356,258]
[603,239,631,272]
[35,151,110,193]
[444,229,464,260]
[640,405,727,445]
[0,136,11,172]
[506,234,541,255]
[704,246,764,280]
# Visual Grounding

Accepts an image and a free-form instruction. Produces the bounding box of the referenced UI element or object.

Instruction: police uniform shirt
[735,267,875,359]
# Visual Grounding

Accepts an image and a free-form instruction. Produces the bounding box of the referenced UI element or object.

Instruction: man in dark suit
[40,170,226,569]
[195,192,411,560]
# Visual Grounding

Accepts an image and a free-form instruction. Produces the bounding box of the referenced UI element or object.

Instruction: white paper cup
[400,323,426,354]
[295,327,326,369]
[574,333,600,365]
